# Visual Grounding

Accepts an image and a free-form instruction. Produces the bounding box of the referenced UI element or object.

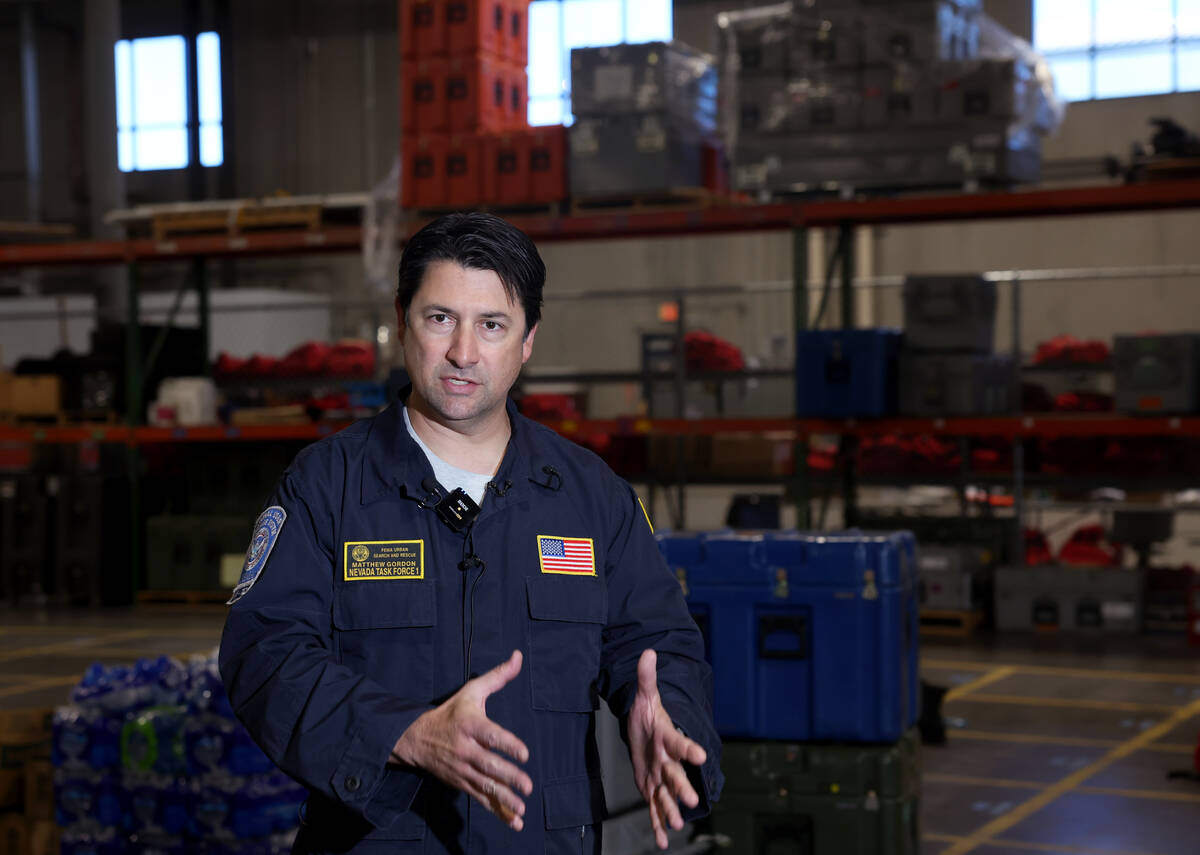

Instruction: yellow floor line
[928,832,1170,855]
[0,675,80,700]
[925,772,1045,790]
[950,729,1123,748]
[945,666,1019,702]
[924,658,1200,686]
[0,629,157,664]
[937,696,1200,855]
[79,646,216,661]
[2,624,223,640]
[926,775,1200,806]
[1077,785,1200,804]
[949,693,1181,714]
[1141,742,1195,754]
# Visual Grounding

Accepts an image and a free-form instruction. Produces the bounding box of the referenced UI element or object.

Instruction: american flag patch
[537,535,596,576]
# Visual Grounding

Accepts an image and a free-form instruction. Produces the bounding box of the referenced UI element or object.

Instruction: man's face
[397,260,536,430]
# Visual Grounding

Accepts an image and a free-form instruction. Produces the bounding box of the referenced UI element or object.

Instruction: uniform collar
[359,388,563,505]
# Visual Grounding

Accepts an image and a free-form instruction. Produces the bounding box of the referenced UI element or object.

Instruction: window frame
[115,30,224,172]
[1035,0,1200,101]
[527,0,674,127]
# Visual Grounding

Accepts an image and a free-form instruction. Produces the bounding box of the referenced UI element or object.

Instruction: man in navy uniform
[219,212,722,853]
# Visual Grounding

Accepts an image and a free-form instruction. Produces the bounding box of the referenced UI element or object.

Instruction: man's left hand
[627,648,707,851]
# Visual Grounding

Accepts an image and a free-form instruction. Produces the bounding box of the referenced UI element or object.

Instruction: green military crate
[145,515,250,591]
[708,791,919,855]
[859,513,1013,567]
[707,729,920,854]
[718,728,920,801]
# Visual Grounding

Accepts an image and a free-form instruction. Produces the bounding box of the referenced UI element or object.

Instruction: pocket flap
[543,776,607,830]
[333,582,436,630]
[526,576,607,624]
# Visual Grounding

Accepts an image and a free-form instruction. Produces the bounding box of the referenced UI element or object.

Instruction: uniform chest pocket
[526,576,607,712]
[333,582,436,699]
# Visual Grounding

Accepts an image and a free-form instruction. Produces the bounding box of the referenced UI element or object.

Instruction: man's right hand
[390,649,533,831]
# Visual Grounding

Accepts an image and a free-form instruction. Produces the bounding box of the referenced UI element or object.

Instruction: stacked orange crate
[400,0,537,209]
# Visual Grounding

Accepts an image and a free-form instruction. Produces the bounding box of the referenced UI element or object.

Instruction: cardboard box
[28,820,58,855]
[710,433,793,477]
[0,710,52,813]
[7,376,60,418]
[0,814,29,855]
[23,761,52,822]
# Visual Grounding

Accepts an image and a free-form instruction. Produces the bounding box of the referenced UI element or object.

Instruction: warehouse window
[527,0,673,126]
[115,32,223,172]
[1035,0,1200,101]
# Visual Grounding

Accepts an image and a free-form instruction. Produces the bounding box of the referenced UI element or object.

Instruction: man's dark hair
[396,212,545,336]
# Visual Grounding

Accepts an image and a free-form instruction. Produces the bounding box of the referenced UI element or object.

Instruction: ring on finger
[486,779,496,797]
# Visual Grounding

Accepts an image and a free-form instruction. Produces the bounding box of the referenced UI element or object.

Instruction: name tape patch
[537,535,596,576]
[344,540,424,581]
[227,506,286,605]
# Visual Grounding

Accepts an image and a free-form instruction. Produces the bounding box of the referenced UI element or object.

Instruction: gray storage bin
[899,352,1013,415]
[994,566,1142,633]
[569,41,717,131]
[569,113,705,198]
[919,545,984,610]
[1114,333,1200,414]
[903,274,996,353]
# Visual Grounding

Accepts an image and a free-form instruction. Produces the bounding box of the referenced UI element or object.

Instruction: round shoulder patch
[227,506,287,605]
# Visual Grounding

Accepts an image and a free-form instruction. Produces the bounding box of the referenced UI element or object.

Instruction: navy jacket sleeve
[597,481,724,817]
[218,464,429,830]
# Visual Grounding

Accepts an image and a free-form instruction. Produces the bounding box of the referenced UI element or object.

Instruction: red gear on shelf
[213,352,247,379]
[277,342,332,377]
[683,330,745,373]
[1033,334,1111,365]
[518,393,582,421]
[1058,523,1124,567]
[324,341,376,377]
[1025,528,1054,566]
[242,354,279,377]
[1055,391,1115,412]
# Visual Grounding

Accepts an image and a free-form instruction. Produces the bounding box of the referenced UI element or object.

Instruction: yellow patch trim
[637,495,654,533]
[536,534,597,576]
[343,540,424,581]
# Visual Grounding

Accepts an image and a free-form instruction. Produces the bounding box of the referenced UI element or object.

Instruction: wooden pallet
[137,590,229,606]
[569,187,722,216]
[151,204,321,242]
[1140,157,1200,182]
[405,200,567,221]
[920,608,985,638]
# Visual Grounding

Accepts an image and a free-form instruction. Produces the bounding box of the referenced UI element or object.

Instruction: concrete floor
[2,609,1199,854]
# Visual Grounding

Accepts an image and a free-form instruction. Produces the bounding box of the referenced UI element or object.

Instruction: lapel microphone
[421,477,480,533]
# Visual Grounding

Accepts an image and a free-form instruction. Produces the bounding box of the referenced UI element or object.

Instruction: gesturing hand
[627,649,708,850]
[391,649,533,831]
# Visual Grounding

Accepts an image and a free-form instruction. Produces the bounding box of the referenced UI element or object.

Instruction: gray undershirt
[403,406,491,505]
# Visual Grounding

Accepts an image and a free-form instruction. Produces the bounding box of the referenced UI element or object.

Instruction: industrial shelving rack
[5,178,1200,592]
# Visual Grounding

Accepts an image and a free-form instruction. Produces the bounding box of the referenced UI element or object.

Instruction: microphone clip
[434,487,481,533]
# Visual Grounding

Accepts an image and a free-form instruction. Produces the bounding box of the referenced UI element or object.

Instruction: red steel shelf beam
[799,179,1200,227]
[9,179,1200,268]
[2,414,1199,446]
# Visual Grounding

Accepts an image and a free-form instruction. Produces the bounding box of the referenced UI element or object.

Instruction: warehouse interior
[2,0,1200,853]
